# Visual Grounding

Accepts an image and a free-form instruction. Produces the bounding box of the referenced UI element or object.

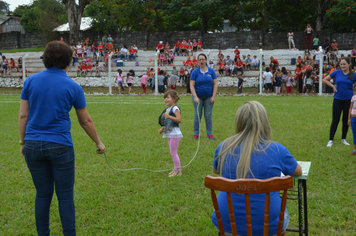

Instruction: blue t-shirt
[238,78,243,87]
[275,76,282,86]
[21,67,87,146]
[212,141,298,235]
[330,70,356,100]
[190,66,217,97]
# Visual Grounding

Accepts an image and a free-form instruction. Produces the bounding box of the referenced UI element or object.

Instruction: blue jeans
[129,54,136,61]
[174,47,179,56]
[119,54,127,60]
[25,141,76,236]
[192,96,214,136]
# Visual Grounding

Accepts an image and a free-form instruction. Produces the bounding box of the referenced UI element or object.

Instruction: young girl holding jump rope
[158,91,183,177]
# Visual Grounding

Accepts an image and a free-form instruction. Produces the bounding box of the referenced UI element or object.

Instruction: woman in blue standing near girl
[190,53,218,140]
[323,57,356,147]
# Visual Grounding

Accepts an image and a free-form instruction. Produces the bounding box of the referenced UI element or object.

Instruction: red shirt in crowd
[157,44,164,49]
[198,41,202,46]
[295,67,302,78]
[234,49,240,58]
[129,49,136,55]
[235,60,243,67]
[98,45,103,52]
[271,59,279,66]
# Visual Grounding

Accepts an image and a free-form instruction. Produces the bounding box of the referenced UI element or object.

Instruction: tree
[15,0,67,40]
[326,0,356,32]
[13,4,31,17]
[306,0,335,31]
[0,0,9,14]
[62,0,91,43]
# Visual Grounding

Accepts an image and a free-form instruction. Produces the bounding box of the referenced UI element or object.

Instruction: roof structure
[53,17,93,32]
[0,15,10,24]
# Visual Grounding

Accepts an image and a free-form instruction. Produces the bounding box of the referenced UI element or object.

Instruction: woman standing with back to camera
[19,41,105,236]
[323,57,356,147]
[190,53,218,140]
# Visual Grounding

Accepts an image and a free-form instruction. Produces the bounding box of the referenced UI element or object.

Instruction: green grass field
[1,93,355,235]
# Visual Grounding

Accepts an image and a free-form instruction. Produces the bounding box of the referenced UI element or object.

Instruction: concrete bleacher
[0,48,350,88]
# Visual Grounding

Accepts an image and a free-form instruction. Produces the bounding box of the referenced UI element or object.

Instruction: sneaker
[169,170,182,177]
[326,140,333,147]
[194,135,199,140]
[208,135,214,141]
[349,151,356,155]
[341,139,350,146]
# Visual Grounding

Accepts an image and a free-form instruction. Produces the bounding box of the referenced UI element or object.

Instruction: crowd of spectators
[3,32,355,96]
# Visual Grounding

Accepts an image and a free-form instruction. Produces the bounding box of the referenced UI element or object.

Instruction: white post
[108,52,113,95]
[318,46,323,96]
[259,49,263,95]
[154,50,160,95]
[22,54,29,83]
[207,50,211,64]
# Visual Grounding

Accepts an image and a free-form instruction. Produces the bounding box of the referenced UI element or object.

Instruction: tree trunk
[62,0,90,43]
[315,2,322,31]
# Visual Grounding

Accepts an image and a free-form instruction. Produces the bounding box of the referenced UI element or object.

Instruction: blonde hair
[215,101,272,179]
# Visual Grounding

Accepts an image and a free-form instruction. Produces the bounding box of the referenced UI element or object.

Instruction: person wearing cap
[234,46,240,63]
[156,41,164,53]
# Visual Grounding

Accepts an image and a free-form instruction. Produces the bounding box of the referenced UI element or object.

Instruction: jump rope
[100,103,202,172]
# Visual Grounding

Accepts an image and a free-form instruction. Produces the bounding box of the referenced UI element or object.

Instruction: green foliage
[0,0,9,14]
[326,0,356,32]
[20,8,39,33]
[13,0,356,35]
[13,4,31,17]
[15,0,67,36]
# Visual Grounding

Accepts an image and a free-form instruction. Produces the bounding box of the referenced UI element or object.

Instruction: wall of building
[1,18,25,34]
[1,30,356,51]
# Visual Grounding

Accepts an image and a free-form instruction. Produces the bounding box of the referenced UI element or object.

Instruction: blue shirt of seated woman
[211,101,302,236]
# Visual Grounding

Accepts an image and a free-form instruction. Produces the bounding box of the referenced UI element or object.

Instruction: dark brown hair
[164,90,180,101]
[340,57,354,81]
[43,41,72,69]
[197,53,207,60]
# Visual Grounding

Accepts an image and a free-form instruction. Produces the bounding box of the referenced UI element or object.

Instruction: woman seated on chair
[212,101,302,236]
